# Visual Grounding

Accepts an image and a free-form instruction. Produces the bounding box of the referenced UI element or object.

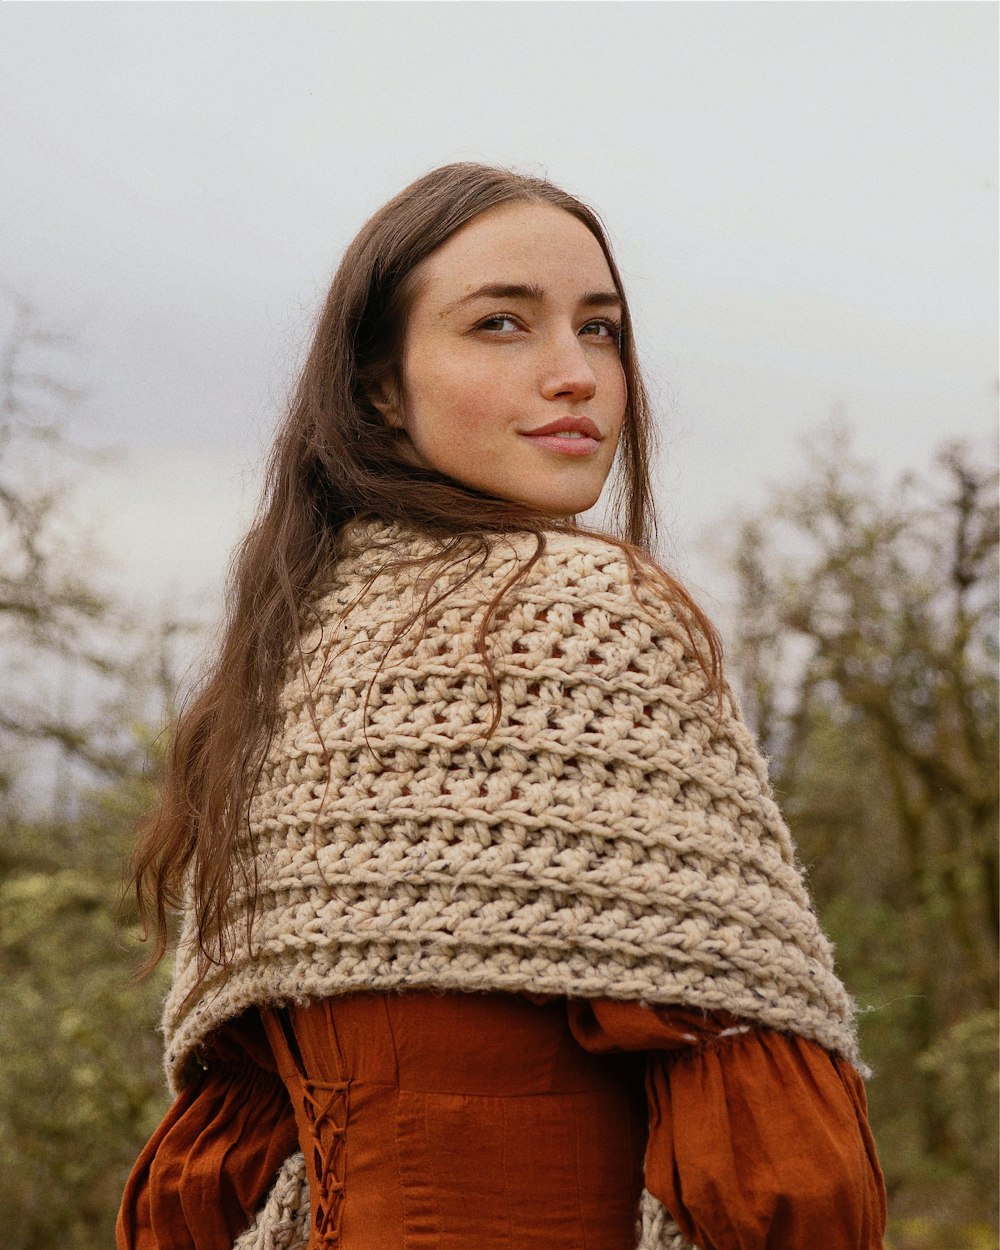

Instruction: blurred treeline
[728,426,999,1249]
[0,305,996,1249]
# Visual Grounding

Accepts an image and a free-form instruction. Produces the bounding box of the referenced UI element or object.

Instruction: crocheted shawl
[161,517,863,1250]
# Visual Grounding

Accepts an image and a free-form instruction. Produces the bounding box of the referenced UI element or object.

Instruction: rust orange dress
[118,992,886,1250]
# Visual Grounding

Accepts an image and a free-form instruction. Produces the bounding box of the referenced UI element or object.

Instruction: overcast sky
[1,1,996,635]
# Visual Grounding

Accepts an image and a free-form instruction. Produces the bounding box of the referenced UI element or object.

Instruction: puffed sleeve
[566,999,887,1250]
[116,1009,300,1250]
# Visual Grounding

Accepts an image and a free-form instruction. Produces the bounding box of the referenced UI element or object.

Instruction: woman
[118,163,886,1250]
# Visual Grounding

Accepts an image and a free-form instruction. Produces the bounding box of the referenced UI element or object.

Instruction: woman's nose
[538,330,598,402]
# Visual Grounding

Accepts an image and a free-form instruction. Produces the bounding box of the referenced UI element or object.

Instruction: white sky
[0,0,996,635]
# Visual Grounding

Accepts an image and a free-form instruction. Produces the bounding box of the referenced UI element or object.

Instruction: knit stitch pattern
[165,516,861,1096]
[232,1152,310,1250]
[164,517,862,1250]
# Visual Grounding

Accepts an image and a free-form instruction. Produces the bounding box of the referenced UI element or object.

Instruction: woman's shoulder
[328,516,676,618]
[299,517,716,707]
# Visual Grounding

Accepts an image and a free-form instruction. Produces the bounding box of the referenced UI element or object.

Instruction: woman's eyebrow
[442,282,623,315]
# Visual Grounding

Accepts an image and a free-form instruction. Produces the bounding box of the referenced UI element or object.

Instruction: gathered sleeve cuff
[565,999,887,1250]
[116,1009,300,1250]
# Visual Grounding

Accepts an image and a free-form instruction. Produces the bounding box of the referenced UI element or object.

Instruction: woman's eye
[475,314,622,344]
[478,314,521,333]
[580,319,622,342]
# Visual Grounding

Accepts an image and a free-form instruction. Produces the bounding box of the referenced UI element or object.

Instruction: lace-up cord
[299,1077,350,1246]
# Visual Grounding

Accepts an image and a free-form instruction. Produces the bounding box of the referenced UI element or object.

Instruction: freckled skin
[369,202,628,518]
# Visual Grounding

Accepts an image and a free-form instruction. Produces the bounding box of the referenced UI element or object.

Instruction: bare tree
[727,423,998,1207]
[0,295,144,799]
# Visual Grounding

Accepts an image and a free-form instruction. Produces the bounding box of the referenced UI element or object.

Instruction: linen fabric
[160,517,868,1247]
[118,993,885,1250]
[116,1018,300,1249]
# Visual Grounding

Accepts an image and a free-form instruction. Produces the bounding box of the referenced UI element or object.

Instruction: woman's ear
[366,377,404,430]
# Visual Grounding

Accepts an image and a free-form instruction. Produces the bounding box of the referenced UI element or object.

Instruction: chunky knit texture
[232,1153,310,1250]
[162,516,863,1250]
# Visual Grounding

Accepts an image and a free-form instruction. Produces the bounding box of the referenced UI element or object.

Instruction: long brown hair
[128,162,724,983]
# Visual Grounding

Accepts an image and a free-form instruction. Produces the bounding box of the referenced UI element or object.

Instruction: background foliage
[727,425,998,1247]
[0,309,996,1248]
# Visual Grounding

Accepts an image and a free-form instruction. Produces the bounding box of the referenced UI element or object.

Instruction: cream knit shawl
[162,517,863,1250]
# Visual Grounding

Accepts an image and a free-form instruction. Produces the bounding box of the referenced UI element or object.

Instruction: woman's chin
[517,478,604,517]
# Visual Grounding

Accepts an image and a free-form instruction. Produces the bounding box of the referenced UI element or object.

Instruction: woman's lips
[520,433,602,456]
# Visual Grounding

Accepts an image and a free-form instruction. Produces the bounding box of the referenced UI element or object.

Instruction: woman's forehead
[414,202,616,311]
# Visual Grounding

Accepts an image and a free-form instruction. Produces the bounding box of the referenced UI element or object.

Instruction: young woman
[118,163,886,1250]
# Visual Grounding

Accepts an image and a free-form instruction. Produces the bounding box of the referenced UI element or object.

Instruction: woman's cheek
[427,376,511,440]
[404,344,528,448]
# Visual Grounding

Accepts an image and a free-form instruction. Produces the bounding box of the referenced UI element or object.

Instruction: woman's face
[371,202,628,517]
